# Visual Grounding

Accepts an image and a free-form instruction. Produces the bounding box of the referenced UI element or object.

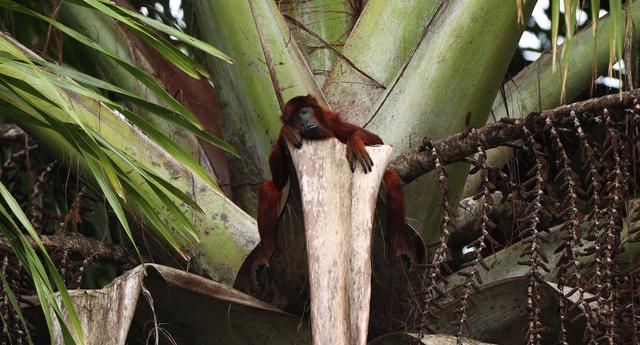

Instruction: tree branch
[0,233,138,268]
[390,89,640,184]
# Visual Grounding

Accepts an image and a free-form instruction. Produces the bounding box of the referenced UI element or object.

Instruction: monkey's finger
[360,155,371,173]
[359,148,373,173]
[356,150,367,172]
[364,150,374,171]
[346,145,356,172]
[350,154,357,172]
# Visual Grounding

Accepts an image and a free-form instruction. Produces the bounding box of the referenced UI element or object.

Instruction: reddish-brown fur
[250,95,422,275]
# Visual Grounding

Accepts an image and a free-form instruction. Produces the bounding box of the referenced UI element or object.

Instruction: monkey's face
[296,107,321,138]
[282,95,323,139]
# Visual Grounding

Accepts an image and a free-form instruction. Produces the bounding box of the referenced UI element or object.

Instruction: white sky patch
[154,2,164,14]
[532,0,551,30]
[519,31,542,49]
[557,1,588,25]
[522,50,542,61]
[169,0,187,28]
[596,76,622,89]
[462,244,477,256]
[537,0,550,10]
[576,9,588,26]
[170,0,181,18]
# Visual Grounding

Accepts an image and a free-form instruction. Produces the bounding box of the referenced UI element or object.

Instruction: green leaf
[22,58,238,157]
[0,48,202,255]
[108,108,222,191]
[87,125,204,215]
[610,0,624,63]
[0,264,34,345]
[0,183,85,345]
[0,61,127,198]
[120,180,190,257]
[79,0,233,64]
[67,0,207,78]
[560,0,578,102]
[83,155,138,255]
[551,0,560,72]
[0,0,202,128]
[592,0,601,36]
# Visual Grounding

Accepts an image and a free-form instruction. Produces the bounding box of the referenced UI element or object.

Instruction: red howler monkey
[250,95,424,274]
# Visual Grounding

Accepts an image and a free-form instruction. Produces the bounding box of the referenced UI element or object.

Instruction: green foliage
[0,0,235,343]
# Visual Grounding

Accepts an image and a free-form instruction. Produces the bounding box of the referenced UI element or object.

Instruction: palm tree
[0,0,638,344]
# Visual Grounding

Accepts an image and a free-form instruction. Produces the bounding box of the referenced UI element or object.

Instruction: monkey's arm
[326,114,384,173]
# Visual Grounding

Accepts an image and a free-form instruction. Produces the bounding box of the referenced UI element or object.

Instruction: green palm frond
[0,1,238,343]
[0,183,84,345]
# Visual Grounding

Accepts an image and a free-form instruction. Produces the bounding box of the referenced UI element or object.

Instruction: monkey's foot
[406,223,426,265]
[250,256,271,290]
[246,244,275,289]
[395,243,418,271]
[251,256,270,273]
[389,223,426,271]
[389,235,417,268]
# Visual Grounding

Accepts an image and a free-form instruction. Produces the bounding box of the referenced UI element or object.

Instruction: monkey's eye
[296,107,311,117]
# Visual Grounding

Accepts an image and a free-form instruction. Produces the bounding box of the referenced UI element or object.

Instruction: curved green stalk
[322,0,442,124]
[365,0,535,244]
[193,0,322,215]
[280,0,353,86]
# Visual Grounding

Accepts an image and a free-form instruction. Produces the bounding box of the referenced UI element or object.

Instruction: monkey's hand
[346,133,373,173]
[281,126,302,149]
